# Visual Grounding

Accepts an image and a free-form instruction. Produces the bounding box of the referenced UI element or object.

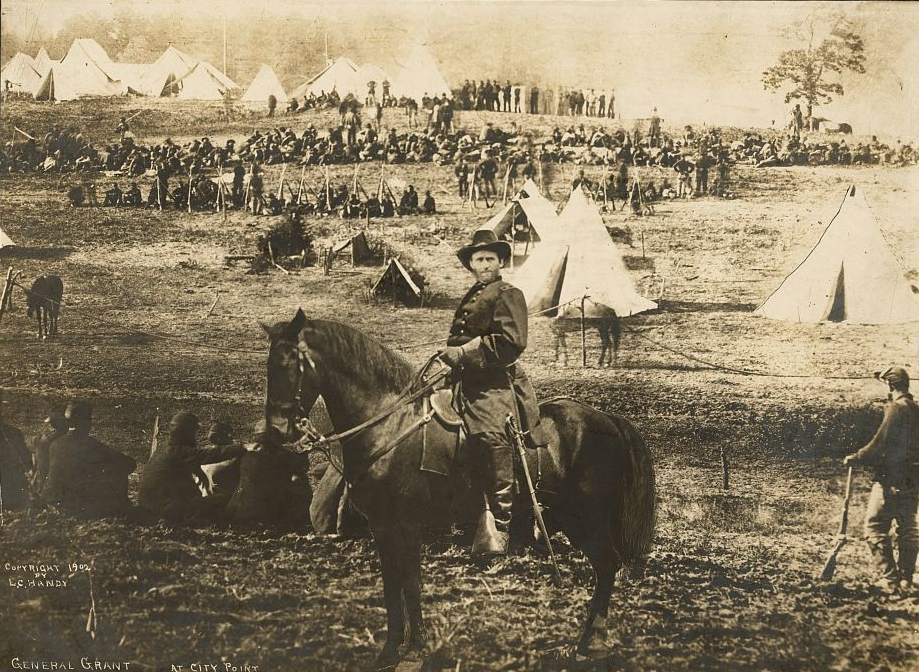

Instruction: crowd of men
[0,396,334,528]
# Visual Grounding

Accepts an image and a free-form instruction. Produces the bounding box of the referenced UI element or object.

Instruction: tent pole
[580,295,588,368]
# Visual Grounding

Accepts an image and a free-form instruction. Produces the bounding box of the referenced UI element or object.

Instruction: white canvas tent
[755,185,919,324]
[0,227,15,249]
[33,47,53,75]
[289,56,361,100]
[391,44,451,102]
[356,62,390,98]
[477,179,558,246]
[175,61,238,100]
[242,64,287,102]
[513,185,657,318]
[1,53,42,94]
[33,39,129,101]
[139,45,198,96]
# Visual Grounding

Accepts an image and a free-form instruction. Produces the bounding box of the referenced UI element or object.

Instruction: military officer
[439,229,544,559]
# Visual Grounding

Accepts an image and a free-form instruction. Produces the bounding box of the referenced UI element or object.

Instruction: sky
[2,0,917,138]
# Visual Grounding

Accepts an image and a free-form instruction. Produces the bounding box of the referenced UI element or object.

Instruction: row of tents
[476,181,919,325]
[1,40,450,103]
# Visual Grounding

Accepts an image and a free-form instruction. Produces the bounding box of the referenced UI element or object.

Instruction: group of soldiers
[747,133,917,168]
[0,396,323,527]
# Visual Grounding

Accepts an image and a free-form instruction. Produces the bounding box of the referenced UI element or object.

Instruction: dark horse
[26,274,63,339]
[263,310,656,669]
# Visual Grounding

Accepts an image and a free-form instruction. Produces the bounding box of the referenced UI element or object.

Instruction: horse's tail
[607,412,656,576]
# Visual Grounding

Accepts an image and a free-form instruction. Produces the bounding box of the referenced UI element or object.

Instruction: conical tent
[391,44,451,102]
[242,64,287,102]
[1,53,42,94]
[513,186,657,318]
[34,47,53,75]
[477,179,558,245]
[33,47,126,101]
[139,45,198,96]
[175,61,238,100]
[289,57,361,99]
[0,227,15,249]
[755,185,919,324]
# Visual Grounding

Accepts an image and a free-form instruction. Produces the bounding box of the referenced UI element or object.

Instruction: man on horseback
[439,229,544,560]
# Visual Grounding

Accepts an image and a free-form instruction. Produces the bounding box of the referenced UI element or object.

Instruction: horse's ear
[290,308,307,333]
[259,321,272,336]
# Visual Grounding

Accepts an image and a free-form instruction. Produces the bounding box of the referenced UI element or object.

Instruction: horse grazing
[26,275,63,339]
[263,309,656,669]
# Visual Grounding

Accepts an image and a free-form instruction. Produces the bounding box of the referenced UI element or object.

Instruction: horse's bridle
[274,335,450,484]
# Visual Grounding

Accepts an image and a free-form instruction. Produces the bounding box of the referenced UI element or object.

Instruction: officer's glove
[438,345,466,368]
[843,454,858,467]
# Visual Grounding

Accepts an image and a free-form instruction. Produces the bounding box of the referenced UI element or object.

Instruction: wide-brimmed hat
[456,229,511,271]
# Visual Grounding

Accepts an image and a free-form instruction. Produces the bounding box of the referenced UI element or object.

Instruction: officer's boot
[897,543,918,594]
[867,539,899,593]
[472,443,515,559]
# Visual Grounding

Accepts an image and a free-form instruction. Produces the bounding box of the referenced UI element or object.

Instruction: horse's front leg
[399,522,426,656]
[372,526,405,671]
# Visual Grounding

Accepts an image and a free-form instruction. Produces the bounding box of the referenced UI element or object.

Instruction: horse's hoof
[372,648,400,672]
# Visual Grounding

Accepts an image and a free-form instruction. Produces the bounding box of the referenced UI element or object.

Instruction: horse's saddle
[429,388,462,427]
[420,386,465,476]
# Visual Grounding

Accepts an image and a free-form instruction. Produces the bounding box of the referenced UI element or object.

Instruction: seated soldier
[103,182,123,206]
[122,182,143,207]
[41,402,136,518]
[138,411,253,522]
[67,185,85,207]
[29,406,68,498]
[225,424,312,526]
[422,190,436,214]
[381,194,396,218]
[398,185,420,215]
[199,421,240,498]
[0,390,31,512]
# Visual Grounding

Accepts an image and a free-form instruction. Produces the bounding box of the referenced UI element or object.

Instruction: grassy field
[1,97,918,672]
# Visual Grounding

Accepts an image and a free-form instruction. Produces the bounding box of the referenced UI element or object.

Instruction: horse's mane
[303,319,415,393]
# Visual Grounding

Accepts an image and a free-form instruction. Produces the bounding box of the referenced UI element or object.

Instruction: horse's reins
[286,343,450,483]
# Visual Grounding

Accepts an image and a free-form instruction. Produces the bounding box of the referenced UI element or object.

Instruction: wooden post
[187,163,193,214]
[150,416,160,457]
[580,295,588,368]
[0,267,14,328]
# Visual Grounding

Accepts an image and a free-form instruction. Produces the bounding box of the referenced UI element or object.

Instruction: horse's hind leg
[574,531,619,658]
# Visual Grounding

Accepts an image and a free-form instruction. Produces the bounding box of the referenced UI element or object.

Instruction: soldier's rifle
[819,465,854,581]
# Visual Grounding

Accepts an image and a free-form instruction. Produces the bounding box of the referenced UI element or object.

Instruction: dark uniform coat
[1,422,31,510]
[138,439,244,520]
[447,278,543,444]
[41,432,136,518]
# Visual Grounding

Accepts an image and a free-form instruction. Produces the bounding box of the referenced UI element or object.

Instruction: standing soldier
[455,158,469,199]
[845,367,919,595]
[438,230,544,561]
[116,116,129,141]
[267,94,278,118]
[529,85,539,115]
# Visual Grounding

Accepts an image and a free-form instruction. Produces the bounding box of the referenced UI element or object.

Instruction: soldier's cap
[456,229,511,271]
[170,411,200,430]
[208,420,232,437]
[874,366,910,387]
[64,401,92,423]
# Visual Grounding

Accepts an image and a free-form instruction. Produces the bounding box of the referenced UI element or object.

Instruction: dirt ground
[1,98,918,672]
